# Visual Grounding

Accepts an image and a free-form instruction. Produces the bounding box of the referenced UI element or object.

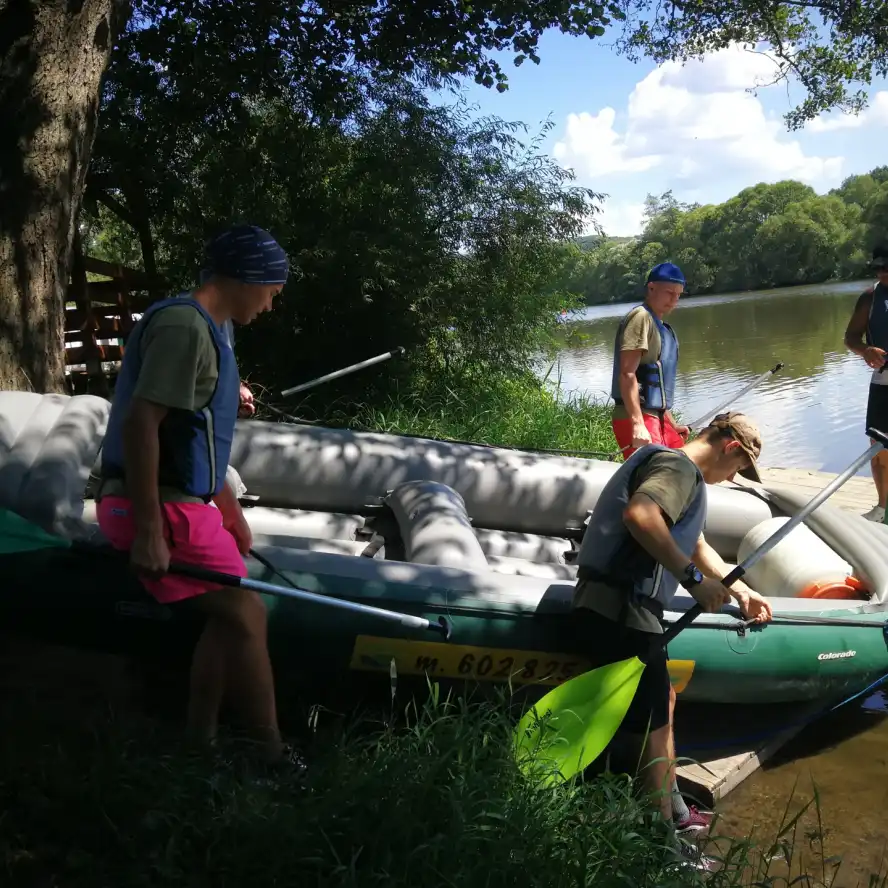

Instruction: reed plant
[324,366,617,456]
[2,673,883,888]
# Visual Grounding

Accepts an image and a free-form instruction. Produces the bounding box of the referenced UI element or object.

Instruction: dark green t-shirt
[573,450,702,633]
[100,305,220,503]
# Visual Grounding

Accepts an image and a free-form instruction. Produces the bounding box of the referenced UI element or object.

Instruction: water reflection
[713,688,888,884]
[552,281,876,475]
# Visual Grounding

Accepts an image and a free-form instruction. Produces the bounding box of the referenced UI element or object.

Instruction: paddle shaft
[610,360,784,457]
[660,426,888,647]
[280,347,406,398]
[166,559,451,638]
[684,361,784,432]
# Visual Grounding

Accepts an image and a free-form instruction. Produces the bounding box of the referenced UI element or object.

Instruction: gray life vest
[576,444,707,615]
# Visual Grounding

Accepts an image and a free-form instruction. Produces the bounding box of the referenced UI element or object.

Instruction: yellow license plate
[350,635,695,692]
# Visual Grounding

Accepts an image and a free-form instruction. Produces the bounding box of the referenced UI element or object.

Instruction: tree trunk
[0,0,126,393]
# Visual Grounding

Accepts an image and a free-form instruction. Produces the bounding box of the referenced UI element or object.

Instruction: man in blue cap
[611,262,689,458]
[96,224,296,767]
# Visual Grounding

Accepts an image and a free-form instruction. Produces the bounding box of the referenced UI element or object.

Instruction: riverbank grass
[327,369,617,454]
[2,673,860,888]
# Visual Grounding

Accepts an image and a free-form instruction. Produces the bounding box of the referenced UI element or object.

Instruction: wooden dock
[675,465,875,807]
[757,466,875,515]
[674,701,826,809]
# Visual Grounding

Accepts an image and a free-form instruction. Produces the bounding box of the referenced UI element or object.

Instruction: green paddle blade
[0,508,73,555]
[513,654,646,786]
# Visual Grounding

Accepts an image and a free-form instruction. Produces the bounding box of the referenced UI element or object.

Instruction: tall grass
[2,667,883,888]
[323,368,618,455]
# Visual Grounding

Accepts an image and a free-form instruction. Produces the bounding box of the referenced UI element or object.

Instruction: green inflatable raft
[1,390,887,709]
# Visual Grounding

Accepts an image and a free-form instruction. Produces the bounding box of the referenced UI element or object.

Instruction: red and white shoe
[676,804,713,835]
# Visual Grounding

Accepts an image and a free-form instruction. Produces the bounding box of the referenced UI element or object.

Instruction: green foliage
[560,174,884,304]
[611,2,888,129]
[84,78,600,399]
[317,368,618,455]
[76,0,888,402]
[3,674,879,888]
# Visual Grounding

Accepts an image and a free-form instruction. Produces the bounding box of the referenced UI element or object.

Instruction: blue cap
[201,224,289,285]
[647,262,686,285]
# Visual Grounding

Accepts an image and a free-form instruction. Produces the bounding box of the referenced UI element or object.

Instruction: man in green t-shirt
[610,262,688,457]
[570,413,773,865]
[97,224,296,768]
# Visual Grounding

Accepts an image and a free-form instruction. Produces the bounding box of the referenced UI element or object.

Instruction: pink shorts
[96,495,247,604]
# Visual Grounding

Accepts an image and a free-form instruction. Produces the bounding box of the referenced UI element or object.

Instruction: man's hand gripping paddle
[513,427,888,786]
[0,510,451,640]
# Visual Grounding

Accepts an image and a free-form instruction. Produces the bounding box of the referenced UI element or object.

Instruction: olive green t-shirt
[100,305,220,503]
[612,305,664,421]
[572,450,702,633]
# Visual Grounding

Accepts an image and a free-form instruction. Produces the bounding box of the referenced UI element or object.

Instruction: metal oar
[0,509,451,639]
[607,360,784,459]
[280,347,406,398]
[683,360,784,432]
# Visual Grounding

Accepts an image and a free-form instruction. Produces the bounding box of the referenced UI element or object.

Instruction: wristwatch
[680,562,704,590]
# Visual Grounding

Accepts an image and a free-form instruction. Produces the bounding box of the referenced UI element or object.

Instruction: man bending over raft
[611,262,689,458]
[95,224,295,766]
[568,414,773,856]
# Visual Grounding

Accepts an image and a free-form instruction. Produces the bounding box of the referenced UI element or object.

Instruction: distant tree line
[557,169,888,304]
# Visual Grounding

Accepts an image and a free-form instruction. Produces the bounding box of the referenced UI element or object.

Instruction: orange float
[797,575,869,601]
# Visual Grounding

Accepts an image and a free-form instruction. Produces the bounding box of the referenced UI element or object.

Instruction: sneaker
[671,838,719,874]
[676,804,713,835]
[250,744,309,789]
[863,505,885,523]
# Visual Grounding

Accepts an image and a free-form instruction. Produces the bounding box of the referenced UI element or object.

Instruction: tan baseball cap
[707,412,762,482]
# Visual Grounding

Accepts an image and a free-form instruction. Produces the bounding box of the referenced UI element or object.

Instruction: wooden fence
[64,256,160,395]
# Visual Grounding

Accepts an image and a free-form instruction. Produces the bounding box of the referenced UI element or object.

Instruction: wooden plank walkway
[675,701,825,809]
[676,466,875,806]
[757,466,876,516]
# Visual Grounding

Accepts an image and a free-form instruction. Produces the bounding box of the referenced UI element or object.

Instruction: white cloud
[554,43,844,191]
[806,91,888,133]
[589,199,646,237]
[553,108,659,177]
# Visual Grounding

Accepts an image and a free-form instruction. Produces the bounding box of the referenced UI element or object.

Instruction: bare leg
[666,683,689,820]
[639,723,674,824]
[223,593,282,760]
[872,447,888,508]
[185,618,228,746]
[190,587,283,762]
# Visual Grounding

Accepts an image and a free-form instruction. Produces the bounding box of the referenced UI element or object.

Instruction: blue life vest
[101,297,240,500]
[866,282,888,351]
[610,303,679,411]
[575,445,707,615]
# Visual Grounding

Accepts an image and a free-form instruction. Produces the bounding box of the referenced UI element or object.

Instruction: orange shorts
[612,413,685,460]
[96,496,247,604]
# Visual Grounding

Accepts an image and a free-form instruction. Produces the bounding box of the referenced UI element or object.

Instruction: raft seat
[385,480,490,571]
[250,535,368,557]
[472,528,573,565]
[485,555,578,581]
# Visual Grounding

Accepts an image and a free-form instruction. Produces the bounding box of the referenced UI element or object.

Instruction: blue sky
[432,31,888,236]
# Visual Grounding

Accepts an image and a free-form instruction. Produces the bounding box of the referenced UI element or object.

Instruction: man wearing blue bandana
[193,267,256,418]
[98,224,295,766]
[611,263,689,457]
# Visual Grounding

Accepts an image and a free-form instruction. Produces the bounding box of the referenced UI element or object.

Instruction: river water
[555,281,888,884]
[553,280,876,476]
